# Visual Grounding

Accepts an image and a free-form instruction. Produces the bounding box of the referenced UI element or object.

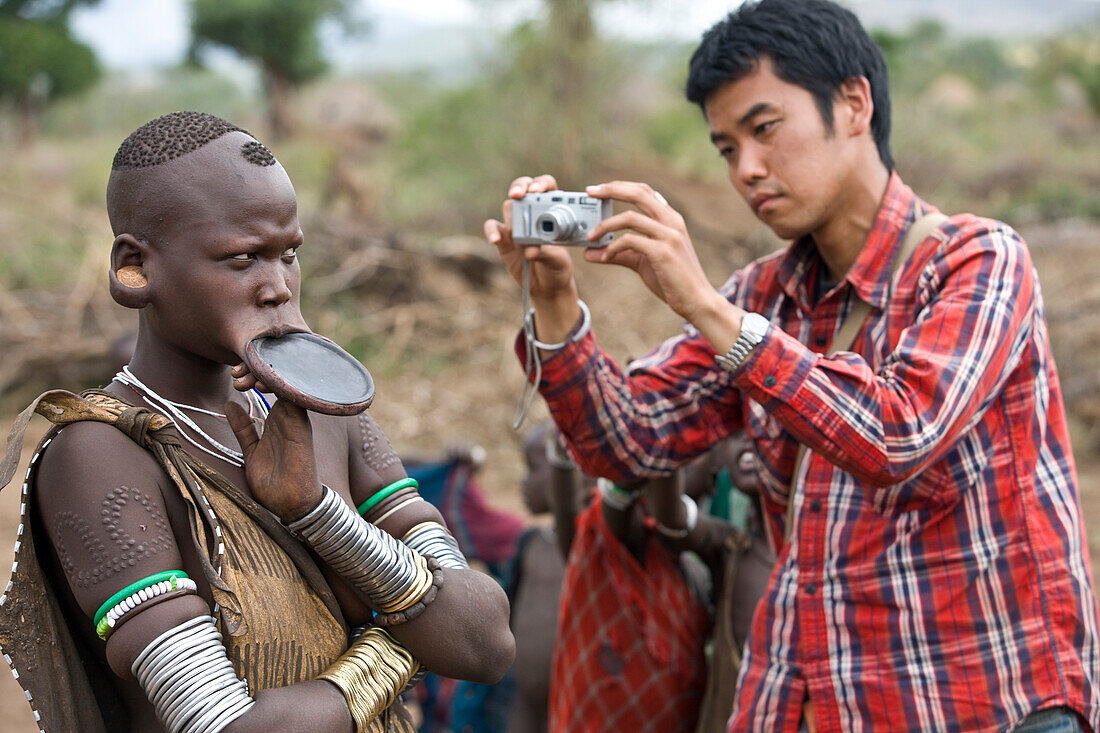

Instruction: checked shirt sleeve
[515,322,745,482]
[735,220,1038,496]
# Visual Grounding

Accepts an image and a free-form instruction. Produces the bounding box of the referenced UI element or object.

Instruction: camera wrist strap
[513,257,542,430]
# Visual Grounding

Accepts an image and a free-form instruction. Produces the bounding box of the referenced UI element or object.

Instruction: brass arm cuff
[318,627,420,733]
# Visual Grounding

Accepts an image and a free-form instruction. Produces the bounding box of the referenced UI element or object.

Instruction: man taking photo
[484,0,1100,730]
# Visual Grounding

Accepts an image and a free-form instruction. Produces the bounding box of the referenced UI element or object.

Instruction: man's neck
[811,164,891,283]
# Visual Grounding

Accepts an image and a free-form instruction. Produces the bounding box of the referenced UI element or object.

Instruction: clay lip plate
[243,333,374,415]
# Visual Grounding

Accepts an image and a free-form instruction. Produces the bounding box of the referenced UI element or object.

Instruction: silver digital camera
[512,190,613,246]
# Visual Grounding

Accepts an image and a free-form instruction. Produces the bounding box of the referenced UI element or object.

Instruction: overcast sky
[69,0,744,72]
[69,0,1100,75]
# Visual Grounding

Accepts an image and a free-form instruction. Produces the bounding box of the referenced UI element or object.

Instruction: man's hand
[484,174,583,345]
[582,180,727,326]
[226,398,322,522]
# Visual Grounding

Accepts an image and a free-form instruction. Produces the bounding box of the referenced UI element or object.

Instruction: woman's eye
[756,120,777,136]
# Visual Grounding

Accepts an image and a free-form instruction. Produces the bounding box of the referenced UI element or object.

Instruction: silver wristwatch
[715,312,770,372]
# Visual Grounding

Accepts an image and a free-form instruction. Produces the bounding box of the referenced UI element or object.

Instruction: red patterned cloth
[549,496,709,733]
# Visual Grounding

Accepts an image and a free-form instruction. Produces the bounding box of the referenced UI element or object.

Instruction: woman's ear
[108,234,151,309]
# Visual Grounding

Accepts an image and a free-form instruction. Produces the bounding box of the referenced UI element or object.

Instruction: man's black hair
[111,111,276,171]
[686,0,893,171]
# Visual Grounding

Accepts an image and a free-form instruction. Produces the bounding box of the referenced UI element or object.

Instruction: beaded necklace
[113,365,269,468]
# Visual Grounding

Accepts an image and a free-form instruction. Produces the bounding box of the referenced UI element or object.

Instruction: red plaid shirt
[550,496,709,733]
[523,174,1100,731]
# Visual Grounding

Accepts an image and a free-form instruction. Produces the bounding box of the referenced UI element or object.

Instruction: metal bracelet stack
[319,627,419,732]
[402,521,469,570]
[598,477,641,511]
[289,485,433,612]
[132,615,254,733]
[655,494,699,539]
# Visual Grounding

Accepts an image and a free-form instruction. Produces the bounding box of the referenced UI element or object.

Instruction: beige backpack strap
[783,211,947,542]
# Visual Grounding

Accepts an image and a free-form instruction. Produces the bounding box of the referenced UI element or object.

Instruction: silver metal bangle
[289,484,425,610]
[403,522,470,570]
[132,615,254,733]
[406,665,429,690]
[597,477,639,512]
[373,495,425,526]
[655,494,699,539]
[134,615,211,679]
[149,645,222,708]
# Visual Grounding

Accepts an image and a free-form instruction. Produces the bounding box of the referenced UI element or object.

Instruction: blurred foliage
[189,0,359,137]
[0,12,1098,313]
[0,0,101,141]
[0,0,98,19]
[370,10,631,235]
[369,15,1100,234]
[0,7,1098,458]
[1033,33,1100,117]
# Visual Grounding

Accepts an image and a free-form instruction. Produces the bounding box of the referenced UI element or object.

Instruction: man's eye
[718,146,737,159]
[231,253,253,261]
[755,120,777,136]
[282,247,298,259]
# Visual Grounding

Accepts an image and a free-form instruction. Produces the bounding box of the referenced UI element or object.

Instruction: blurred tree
[189,0,360,139]
[0,0,101,143]
[475,0,630,182]
[1034,30,1100,117]
[546,0,596,182]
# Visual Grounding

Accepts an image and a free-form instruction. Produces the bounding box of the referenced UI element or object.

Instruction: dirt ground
[1,177,1098,729]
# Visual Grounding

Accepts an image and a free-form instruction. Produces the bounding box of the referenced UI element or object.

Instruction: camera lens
[535,205,578,243]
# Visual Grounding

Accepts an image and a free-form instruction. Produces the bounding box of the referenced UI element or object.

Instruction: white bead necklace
[113,365,269,468]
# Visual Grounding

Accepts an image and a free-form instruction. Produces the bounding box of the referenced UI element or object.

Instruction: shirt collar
[774,172,926,311]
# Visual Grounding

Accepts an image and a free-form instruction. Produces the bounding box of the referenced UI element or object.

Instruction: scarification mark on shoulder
[54,485,174,588]
[358,413,400,471]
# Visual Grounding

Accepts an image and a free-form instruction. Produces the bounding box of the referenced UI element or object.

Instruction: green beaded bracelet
[358,478,418,516]
[93,571,189,628]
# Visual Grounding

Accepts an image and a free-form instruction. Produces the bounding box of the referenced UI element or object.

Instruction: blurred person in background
[546,471,711,733]
[401,443,526,733]
[506,419,590,733]
[682,434,775,733]
[484,0,1100,730]
[545,429,768,733]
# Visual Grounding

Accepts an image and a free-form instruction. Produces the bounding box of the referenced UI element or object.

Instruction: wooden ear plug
[116,265,147,288]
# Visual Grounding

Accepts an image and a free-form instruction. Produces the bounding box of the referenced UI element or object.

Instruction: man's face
[706,57,853,241]
[141,132,310,366]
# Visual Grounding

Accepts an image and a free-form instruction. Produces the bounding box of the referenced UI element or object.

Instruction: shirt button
[809,499,822,512]
[763,375,777,388]
[806,583,817,595]
[815,335,828,347]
